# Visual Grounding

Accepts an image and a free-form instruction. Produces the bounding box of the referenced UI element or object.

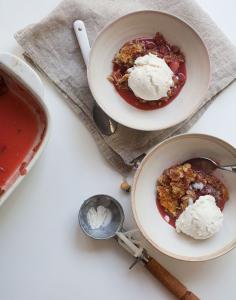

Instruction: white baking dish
[0,53,50,206]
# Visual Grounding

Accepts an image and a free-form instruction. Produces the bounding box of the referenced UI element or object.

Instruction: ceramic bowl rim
[87,10,211,131]
[131,133,236,261]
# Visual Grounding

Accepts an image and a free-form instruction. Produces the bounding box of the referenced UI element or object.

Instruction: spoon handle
[73,20,118,136]
[145,257,199,300]
[219,165,236,173]
[73,20,90,66]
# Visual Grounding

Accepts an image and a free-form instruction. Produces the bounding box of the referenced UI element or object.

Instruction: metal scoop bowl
[79,194,124,240]
[78,194,199,300]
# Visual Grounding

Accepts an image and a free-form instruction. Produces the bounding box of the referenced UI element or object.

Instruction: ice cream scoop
[128,53,174,100]
[79,194,199,299]
[176,195,223,239]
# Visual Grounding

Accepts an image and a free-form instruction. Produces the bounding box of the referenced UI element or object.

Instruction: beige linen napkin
[15,0,236,175]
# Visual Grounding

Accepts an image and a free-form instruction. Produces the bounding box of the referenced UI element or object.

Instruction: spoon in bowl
[79,194,199,300]
[185,157,236,174]
[73,20,117,136]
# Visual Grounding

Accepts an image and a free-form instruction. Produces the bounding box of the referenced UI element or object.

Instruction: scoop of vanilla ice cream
[128,53,174,100]
[176,195,223,240]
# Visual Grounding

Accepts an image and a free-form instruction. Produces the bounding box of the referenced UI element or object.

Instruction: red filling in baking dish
[0,73,47,196]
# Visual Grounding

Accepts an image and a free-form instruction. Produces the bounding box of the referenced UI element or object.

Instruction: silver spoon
[185,157,236,174]
[79,194,199,300]
[73,20,117,136]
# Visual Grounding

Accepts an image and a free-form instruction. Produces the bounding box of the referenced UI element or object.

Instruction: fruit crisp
[157,163,229,219]
[108,32,186,110]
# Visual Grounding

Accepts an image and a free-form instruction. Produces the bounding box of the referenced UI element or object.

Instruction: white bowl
[0,53,50,206]
[88,11,210,131]
[132,134,236,261]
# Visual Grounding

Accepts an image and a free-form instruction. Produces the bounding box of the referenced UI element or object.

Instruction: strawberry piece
[169,61,180,73]
[178,73,186,85]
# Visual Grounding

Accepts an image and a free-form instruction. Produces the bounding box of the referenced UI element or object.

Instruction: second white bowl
[132,134,236,261]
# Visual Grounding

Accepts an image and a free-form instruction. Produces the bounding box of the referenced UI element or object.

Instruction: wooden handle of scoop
[145,257,200,300]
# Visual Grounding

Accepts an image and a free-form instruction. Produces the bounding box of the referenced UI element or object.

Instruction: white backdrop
[0,1,236,299]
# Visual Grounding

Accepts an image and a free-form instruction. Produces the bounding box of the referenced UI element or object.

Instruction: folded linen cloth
[15,0,236,175]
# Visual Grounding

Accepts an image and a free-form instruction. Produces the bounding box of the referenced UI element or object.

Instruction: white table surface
[0,1,236,299]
